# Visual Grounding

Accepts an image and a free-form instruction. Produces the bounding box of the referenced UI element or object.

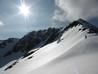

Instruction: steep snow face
[1,23,97,74]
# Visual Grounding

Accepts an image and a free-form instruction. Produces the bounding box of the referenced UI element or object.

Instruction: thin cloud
[53,7,67,22]
[0,21,4,26]
[53,0,98,22]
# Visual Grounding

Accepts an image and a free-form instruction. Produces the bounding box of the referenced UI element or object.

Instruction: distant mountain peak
[63,18,98,33]
[78,18,98,33]
[78,18,95,27]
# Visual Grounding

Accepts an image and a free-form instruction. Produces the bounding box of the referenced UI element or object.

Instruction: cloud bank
[53,0,98,22]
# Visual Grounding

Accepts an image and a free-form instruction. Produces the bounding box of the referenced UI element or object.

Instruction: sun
[19,3,31,17]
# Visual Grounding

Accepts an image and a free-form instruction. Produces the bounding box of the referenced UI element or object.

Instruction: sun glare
[19,3,31,17]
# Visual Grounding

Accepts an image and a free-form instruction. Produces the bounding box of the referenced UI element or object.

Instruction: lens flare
[19,3,31,17]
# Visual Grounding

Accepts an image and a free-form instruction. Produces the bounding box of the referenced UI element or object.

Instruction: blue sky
[0,0,98,39]
[0,0,56,39]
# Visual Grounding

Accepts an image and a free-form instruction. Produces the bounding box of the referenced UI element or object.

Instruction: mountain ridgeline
[2,18,98,58]
[0,18,98,69]
[0,27,62,68]
[4,27,61,57]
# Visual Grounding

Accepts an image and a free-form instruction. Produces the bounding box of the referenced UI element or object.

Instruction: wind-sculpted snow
[0,19,98,74]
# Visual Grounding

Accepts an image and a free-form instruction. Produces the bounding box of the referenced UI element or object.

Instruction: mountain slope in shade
[0,19,98,74]
[0,28,61,68]
[0,38,19,57]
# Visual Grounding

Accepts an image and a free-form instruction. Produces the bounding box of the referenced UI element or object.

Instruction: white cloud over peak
[53,0,98,22]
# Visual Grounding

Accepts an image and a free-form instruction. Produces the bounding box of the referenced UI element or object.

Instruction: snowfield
[0,23,98,74]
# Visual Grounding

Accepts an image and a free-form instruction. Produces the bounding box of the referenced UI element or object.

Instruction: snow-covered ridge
[63,19,98,34]
[0,19,98,74]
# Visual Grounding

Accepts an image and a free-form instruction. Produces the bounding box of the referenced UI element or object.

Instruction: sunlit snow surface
[0,24,98,74]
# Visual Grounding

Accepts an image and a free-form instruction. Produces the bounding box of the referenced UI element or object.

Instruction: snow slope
[0,20,98,74]
[29,35,98,74]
